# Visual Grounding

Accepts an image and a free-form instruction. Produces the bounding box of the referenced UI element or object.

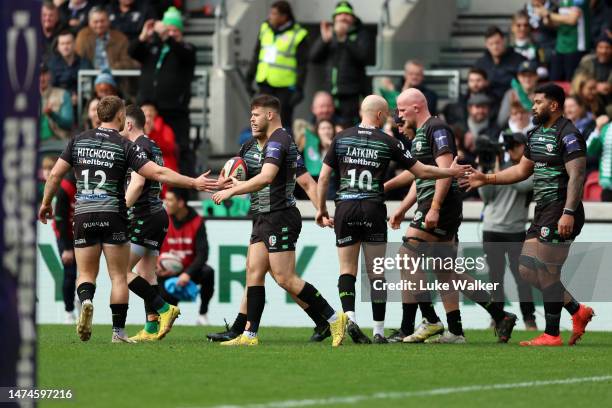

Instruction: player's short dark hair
[484,25,504,39]
[250,94,281,113]
[125,104,146,130]
[168,188,190,204]
[97,96,125,122]
[468,67,488,80]
[534,83,566,109]
[140,100,158,110]
[42,0,57,11]
[271,1,294,21]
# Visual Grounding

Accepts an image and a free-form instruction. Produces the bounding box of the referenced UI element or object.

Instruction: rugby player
[118,105,180,342]
[315,95,473,344]
[206,142,331,342]
[464,83,594,346]
[211,95,347,347]
[385,89,517,344]
[39,96,216,342]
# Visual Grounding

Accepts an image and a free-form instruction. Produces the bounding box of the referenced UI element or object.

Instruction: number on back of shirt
[347,169,373,190]
[81,169,107,194]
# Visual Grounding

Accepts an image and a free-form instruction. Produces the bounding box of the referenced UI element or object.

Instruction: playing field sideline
[38,325,612,408]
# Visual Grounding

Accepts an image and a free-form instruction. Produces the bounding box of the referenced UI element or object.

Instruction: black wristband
[563,208,575,216]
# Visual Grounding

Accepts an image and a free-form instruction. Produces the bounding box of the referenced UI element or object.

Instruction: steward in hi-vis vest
[245,1,309,128]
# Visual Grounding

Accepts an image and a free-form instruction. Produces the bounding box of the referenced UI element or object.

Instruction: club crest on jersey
[414,211,423,221]
[546,144,554,152]
[540,227,550,237]
[269,235,277,247]
[416,141,422,151]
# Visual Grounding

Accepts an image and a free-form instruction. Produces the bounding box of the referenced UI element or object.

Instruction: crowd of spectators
[39,0,195,185]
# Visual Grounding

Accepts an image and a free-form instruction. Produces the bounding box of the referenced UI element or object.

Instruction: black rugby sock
[543,282,564,336]
[231,313,247,333]
[415,292,440,323]
[304,306,328,327]
[297,282,335,320]
[77,282,96,303]
[246,286,265,334]
[128,276,166,311]
[401,303,418,335]
[338,274,356,314]
[110,304,128,329]
[446,310,464,336]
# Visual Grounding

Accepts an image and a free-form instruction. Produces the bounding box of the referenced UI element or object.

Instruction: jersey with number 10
[324,126,417,202]
[60,127,150,217]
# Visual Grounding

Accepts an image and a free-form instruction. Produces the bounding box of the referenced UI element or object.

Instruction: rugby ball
[157,252,184,274]
[222,157,247,181]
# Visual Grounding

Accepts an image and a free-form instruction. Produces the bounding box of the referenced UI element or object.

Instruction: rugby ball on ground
[157,252,184,274]
[222,157,247,181]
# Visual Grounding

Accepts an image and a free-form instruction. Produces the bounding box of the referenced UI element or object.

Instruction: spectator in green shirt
[536,0,591,81]
[587,118,612,201]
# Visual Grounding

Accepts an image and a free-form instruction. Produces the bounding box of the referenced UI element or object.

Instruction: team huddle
[39,83,594,347]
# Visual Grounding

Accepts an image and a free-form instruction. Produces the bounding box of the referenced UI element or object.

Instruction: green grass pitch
[38,325,612,408]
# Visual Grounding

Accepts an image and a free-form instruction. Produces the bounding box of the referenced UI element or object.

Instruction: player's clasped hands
[194,170,218,192]
[458,167,487,192]
[315,209,334,228]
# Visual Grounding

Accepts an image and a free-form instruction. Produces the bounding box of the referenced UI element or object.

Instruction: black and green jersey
[524,117,586,205]
[239,132,306,215]
[127,134,164,218]
[60,127,150,217]
[324,125,417,202]
[410,117,459,203]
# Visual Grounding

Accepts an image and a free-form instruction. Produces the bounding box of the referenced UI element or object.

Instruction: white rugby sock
[373,321,385,337]
[346,311,356,323]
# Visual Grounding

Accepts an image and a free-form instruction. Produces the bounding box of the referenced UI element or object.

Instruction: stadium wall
[37,212,612,331]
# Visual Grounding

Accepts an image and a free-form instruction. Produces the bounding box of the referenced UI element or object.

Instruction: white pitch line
[199,375,612,408]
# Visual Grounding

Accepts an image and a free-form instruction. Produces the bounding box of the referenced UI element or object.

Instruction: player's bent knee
[518,255,538,284]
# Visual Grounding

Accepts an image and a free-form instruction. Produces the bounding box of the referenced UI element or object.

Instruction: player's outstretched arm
[39,158,71,224]
[297,172,319,210]
[125,171,146,207]
[212,162,279,204]
[410,157,473,180]
[137,161,215,191]
[463,156,534,191]
[384,170,414,192]
[315,164,333,227]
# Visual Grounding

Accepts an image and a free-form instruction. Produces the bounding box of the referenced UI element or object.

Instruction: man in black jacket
[474,26,526,101]
[245,1,308,128]
[310,1,372,126]
[129,7,196,178]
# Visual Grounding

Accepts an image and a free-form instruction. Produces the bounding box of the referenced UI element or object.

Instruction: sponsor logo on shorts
[74,238,87,245]
[113,232,126,241]
[83,221,110,228]
[541,227,550,237]
[337,236,352,245]
[269,235,277,247]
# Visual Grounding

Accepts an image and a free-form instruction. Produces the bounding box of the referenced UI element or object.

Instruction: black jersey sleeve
[263,131,288,167]
[59,136,75,166]
[125,138,151,172]
[560,130,586,163]
[389,138,417,170]
[429,126,454,158]
[296,152,307,177]
[322,137,338,168]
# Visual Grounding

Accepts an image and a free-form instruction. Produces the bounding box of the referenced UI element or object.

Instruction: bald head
[360,95,389,128]
[396,88,430,129]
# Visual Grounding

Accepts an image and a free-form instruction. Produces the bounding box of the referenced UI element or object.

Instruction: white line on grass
[199,375,612,408]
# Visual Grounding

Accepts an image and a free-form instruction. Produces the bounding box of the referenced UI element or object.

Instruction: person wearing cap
[535,0,591,81]
[93,68,120,99]
[464,93,502,149]
[129,6,197,180]
[575,35,611,99]
[478,130,536,331]
[474,26,526,101]
[75,6,139,70]
[40,64,74,143]
[310,1,372,126]
[497,60,539,127]
[245,1,309,128]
